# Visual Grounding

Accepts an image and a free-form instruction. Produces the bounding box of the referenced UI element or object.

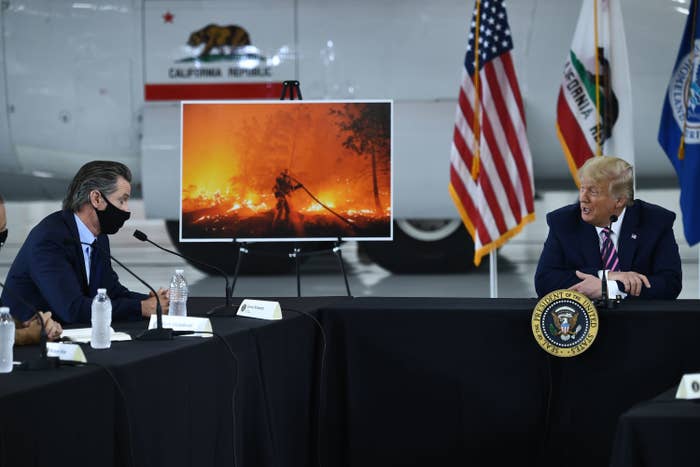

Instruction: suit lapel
[61,210,89,294]
[617,202,640,272]
[578,216,603,269]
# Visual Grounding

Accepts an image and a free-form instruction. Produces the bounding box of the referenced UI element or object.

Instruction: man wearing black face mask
[0,161,170,324]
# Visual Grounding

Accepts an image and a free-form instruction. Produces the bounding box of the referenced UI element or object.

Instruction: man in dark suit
[535,156,682,300]
[1,161,169,324]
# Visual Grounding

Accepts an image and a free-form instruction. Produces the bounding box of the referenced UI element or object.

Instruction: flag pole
[471,0,482,181]
[490,250,498,298]
[593,0,602,157]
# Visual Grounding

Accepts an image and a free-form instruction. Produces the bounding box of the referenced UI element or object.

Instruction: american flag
[449,0,535,266]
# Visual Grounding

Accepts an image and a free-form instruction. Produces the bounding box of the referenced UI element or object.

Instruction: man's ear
[89,190,102,208]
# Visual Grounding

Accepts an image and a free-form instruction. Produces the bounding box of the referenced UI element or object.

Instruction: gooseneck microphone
[0,280,60,370]
[600,214,619,308]
[132,230,237,316]
[63,238,175,340]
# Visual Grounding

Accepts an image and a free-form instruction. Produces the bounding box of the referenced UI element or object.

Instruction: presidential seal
[531,290,599,357]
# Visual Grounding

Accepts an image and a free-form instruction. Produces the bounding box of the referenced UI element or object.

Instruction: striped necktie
[601,227,620,271]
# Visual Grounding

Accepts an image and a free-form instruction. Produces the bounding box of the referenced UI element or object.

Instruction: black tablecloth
[610,386,700,467]
[317,298,700,467]
[3,296,700,467]
[0,296,347,467]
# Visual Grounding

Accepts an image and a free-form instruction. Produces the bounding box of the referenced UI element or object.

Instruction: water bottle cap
[175,269,184,274]
[0,306,9,314]
[97,288,107,294]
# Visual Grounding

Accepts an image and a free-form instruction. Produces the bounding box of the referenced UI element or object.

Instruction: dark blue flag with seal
[659,0,700,246]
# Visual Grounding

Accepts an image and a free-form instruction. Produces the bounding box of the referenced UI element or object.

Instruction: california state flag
[556,0,634,183]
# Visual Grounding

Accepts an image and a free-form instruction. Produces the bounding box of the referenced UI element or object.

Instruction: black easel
[225,80,352,299]
[228,238,352,299]
[280,80,303,100]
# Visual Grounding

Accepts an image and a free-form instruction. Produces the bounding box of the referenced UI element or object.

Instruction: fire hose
[287,175,359,231]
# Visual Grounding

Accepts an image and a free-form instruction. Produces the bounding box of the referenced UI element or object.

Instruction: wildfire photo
[180,100,392,241]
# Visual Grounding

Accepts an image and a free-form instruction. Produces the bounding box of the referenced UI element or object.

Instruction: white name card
[237,299,282,320]
[46,342,87,363]
[148,315,213,337]
[676,373,700,399]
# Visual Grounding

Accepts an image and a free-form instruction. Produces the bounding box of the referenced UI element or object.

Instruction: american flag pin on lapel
[631,233,637,240]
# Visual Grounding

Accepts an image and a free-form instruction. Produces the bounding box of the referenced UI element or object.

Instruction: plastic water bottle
[169,269,188,317]
[0,307,15,373]
[91,288,112,349]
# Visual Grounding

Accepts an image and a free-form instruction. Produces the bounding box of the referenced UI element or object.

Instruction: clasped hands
[18,311,63,341]
[568,270,651,299]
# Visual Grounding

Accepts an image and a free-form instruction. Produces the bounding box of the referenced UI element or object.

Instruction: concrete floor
[1,188,698,300]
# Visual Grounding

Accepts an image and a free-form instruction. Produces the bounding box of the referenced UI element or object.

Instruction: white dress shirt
[594,208,627,299]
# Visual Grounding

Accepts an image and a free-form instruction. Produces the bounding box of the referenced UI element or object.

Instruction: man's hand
[141,288,170,317]
[568,270,603,299]
[40,311,63,340]
[608,271,650,296]
[21,311,63,341]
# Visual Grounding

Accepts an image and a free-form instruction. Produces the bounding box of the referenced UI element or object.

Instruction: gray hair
[578,156,634,206]
[62,161,132,211]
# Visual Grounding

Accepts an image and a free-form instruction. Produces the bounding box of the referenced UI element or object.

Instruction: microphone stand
[597,215,620,310]
[0,280,60,370]
[599,269,609,309]
[66,238,174,340]
[132,230,237,317]
[102,250,173,340]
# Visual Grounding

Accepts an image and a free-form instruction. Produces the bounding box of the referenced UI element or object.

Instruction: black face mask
[94,194,130,235]
[0,229,7,249]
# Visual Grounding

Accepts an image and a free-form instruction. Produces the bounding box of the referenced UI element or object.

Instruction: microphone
[63,238,175,340]
[0,280,60,370]
[600,214,619,308]
[132,229,237,317]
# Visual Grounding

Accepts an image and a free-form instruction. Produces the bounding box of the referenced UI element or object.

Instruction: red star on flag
[163,11,174,23]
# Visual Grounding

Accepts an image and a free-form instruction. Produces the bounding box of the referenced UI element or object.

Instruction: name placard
[676,373,700,399]
[148,315,213,337]
[46,342,87,363]
[237,299,282,320]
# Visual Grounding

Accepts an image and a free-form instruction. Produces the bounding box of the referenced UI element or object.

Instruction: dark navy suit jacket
[535,200,682,299]
[0,210,147,324]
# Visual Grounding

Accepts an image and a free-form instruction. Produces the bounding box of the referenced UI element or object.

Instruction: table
[317,298,700,467]
[3,296,700,467]
[0,296,345,467]
[610,386,700,467]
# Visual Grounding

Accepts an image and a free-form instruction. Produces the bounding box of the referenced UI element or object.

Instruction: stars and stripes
[449,0,535,266]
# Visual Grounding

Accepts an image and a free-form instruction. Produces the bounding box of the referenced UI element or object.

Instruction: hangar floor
[1,189,698,300]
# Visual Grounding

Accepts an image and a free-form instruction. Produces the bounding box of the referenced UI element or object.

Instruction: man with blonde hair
[535,156,682,299]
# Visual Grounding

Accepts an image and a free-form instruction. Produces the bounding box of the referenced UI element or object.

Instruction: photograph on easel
[179,100,393,242]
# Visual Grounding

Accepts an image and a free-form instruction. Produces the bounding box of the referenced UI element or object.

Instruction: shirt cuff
[597,270,628,299]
